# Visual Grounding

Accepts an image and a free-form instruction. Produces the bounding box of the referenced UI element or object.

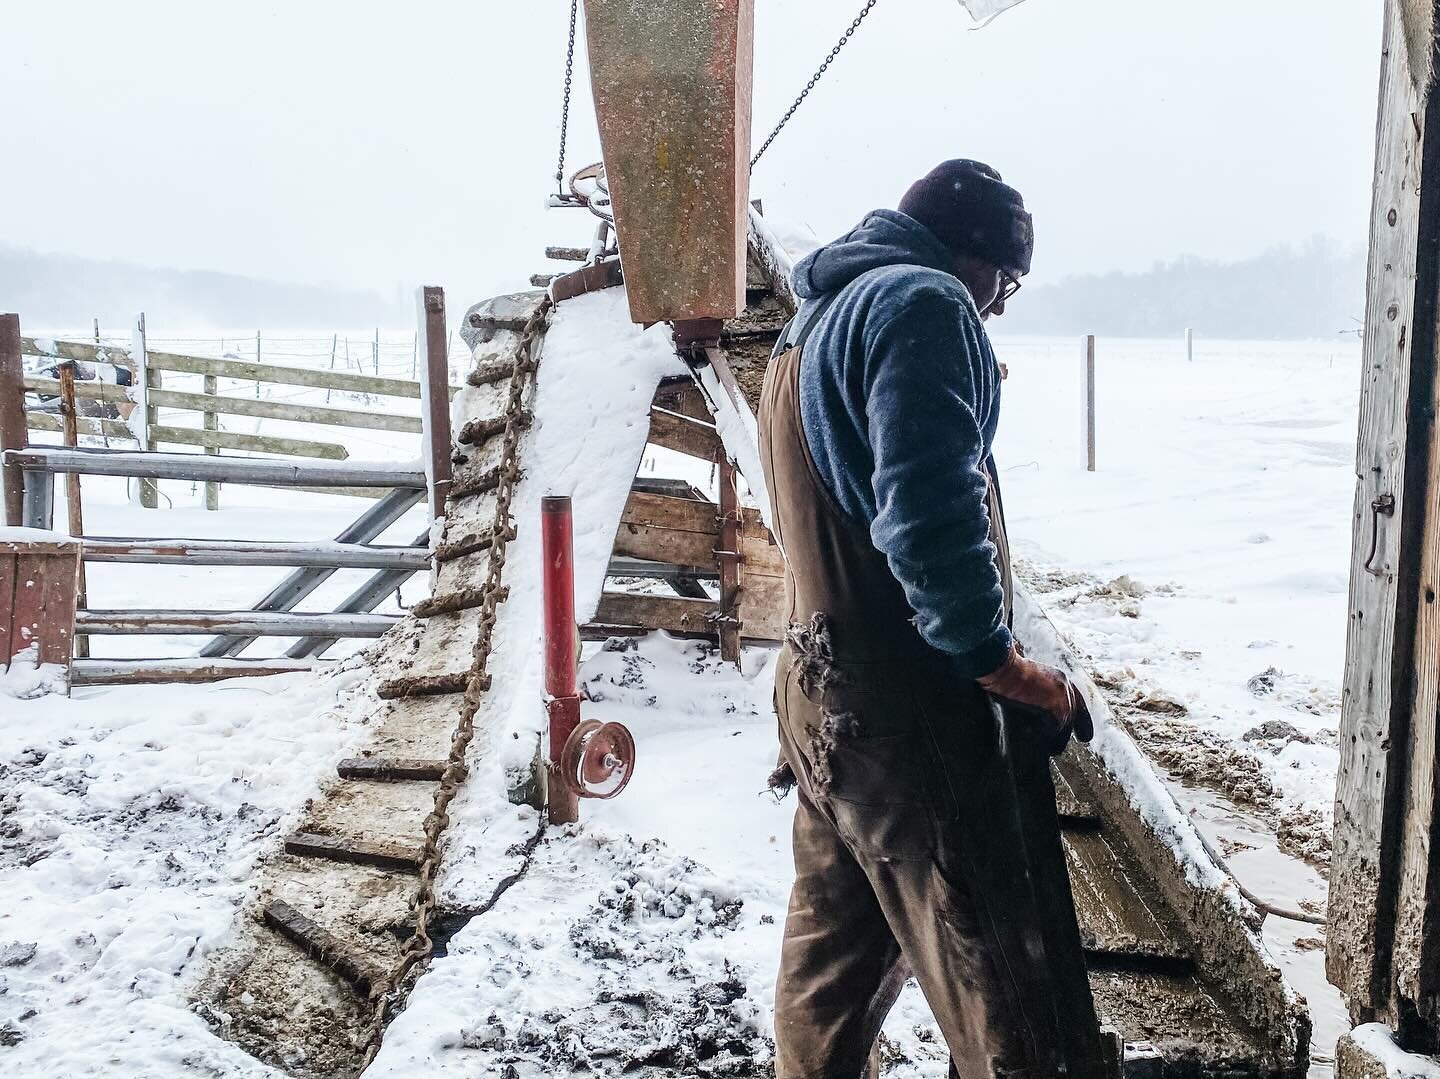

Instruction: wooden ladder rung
[457,410,531,447]
[412,585,507,619]
[376,671,482,700]
[447,467,502,502]
[433,526,512,564]
[337,757,453,781]
[262,899,388,995]
[284,831,425,873]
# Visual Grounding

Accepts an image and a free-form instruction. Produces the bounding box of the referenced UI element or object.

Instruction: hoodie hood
[790,209,957,301]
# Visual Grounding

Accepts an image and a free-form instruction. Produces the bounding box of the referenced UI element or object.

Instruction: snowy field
[0,332,1363,1074]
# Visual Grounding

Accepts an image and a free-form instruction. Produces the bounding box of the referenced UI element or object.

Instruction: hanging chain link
[750,0,879,170]
[555,0,580,193]
[358,297,553,1068]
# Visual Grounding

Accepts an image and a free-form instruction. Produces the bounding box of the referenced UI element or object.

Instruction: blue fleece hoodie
[791,208,1011,677]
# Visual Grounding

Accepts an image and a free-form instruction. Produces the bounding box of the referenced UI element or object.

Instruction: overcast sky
[2,0,1381,318]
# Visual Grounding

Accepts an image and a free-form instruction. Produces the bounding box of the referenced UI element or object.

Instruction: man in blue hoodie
[759,160,1099,1078]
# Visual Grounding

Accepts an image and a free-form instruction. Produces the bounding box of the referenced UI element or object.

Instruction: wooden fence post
[131,313,159,507]
[204,373,220,510]
[417,287,453,521]
[716,453,742,664]
[1084,334,1096,473]
[58,364,88,658]
[0,314,25,527]
[1328,0,1440,1057]
[1185,327,1194,363]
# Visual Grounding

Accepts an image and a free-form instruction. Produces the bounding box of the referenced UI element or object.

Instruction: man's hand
[977,645,1094,754]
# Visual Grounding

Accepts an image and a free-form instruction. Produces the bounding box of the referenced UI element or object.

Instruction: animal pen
[1,1,1439,1077]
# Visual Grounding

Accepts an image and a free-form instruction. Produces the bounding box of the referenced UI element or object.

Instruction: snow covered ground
[994,334,1360,861]
[1,328,1364,1075]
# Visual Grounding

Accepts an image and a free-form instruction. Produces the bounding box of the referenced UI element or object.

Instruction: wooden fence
[17,313,457,509]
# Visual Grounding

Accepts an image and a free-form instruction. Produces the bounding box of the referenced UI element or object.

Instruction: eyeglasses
[997,270,1022,306]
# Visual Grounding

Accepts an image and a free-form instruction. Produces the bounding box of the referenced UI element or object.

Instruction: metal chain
[358,297,553,1067]
[750,0,879,170]
[555,0,579,193]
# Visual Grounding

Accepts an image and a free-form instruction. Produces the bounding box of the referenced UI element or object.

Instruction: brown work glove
[978,645,1094,755]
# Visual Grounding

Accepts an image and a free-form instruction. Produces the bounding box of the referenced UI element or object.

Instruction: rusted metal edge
[376,671,483,700]
[262,899,388,996]
[412,585,508,620]
[548,258,624,303]
[284,831,424,873]
[337,757,453,782]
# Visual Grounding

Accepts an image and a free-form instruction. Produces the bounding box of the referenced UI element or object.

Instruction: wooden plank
[1329,0,1434,1017]
[21,338,449,401]
[1,315,26,526]
[741,527,783,577]
[71,657,317,685]
[652,377,712,421]
[417,286,453,520]
[337,757,449,781]
[5,447,425,488]
[621,489,718,534]
[22,376,132,403]
[34,548,78,681]
[717,454,741,662]
[148,423,349,461]
[262,900,386,996]
[58,366,88,660]
[612,518,715,567]
[376,671,476,700]
[593,592,717,634]
[647,406,722,459]
[136,313,158,508]
[412,586,495,619]
[76,609,400,636]
[25,412,135,440]
[147,386,422,434]
[81,537,429,570]
[284,831,423,873]
[737,572,785,642]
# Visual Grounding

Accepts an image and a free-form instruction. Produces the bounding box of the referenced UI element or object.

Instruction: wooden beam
[147,423,348,461]
[337,758,449,781]
[147,386,422,434]
[1330,0,1440,1043]
[417,286,453,520]
[716,453,742,662]
[71,657,318,685]
[4,447,425,488]
[76,609,400,637]
[0,315,25,526]
[80,537,429,570]
[647,405,722,459]
[592,591,717,634]
[284,831,423,873]
[25,412,134,440]
[262,900,387,996]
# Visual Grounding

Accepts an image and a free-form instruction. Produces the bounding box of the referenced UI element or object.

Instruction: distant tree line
[0,245,408,330]
[998,237,1366,340]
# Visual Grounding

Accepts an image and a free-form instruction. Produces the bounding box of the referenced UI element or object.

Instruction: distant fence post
[0,314,25,526]
[417,286,454,522]
[58,364,88,658]
[204,373,220,510]
[131,313,159,507]
[1185,327,1194,363]
[1084,334,1096,473]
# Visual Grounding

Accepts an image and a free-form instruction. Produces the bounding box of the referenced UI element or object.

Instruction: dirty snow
[1349,1025,1440,1079]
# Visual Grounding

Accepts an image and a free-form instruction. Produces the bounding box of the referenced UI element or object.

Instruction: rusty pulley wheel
[559,719,636,799]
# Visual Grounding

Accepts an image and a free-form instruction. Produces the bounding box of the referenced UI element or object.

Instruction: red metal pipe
[541,495,581,823]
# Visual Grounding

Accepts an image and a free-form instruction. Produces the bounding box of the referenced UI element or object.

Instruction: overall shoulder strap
[771,290,843,361]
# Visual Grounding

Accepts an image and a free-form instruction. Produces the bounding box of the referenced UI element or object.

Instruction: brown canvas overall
[758,325,1104,1079]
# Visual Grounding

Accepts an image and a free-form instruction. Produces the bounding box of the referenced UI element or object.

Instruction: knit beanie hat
[898,159,1033,277]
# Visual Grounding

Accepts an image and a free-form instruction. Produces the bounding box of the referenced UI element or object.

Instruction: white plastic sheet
[956,0,1028,25]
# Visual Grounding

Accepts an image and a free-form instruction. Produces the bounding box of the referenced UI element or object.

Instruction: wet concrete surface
[1170,780,1345,1079]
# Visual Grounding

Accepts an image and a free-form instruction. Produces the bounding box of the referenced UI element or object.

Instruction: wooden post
[92,318,99,344]
[1084,334,1096,473]
[1185,327,1194,363]
[416,287,453,521]
[131,313,159,508]
[716,452,742,664]
[203,373,220,511]
[58,364,89,658]
[0,314,25,527]
[373,328,380,377]
[255,331,262,398]
[1328,0,1440,1058]
[327,333,338,404]
[1,535,80,694]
